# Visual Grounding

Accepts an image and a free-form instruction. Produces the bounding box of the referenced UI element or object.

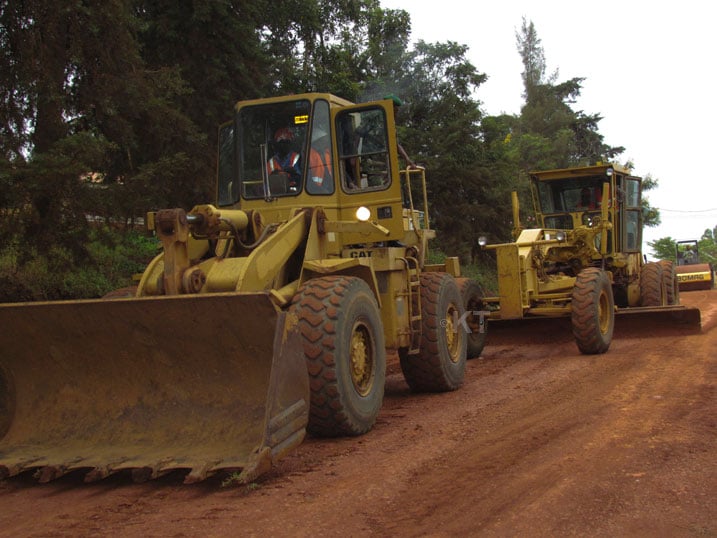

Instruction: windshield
[537,177,608,214]
[336,106,391,192]
[536,176,610,230]
[236,99,311,199]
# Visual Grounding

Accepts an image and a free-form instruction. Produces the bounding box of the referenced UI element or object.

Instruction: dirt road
[1,291,715,537]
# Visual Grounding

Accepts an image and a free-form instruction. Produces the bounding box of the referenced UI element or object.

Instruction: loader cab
[531,164,642,256]
[217,93,407,246]
[218,97,317,203]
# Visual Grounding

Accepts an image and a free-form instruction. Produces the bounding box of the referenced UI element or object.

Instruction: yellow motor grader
[480,164,700,354]
[0,93,485,484]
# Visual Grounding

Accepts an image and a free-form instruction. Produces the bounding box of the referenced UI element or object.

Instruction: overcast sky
[380,0,717,257]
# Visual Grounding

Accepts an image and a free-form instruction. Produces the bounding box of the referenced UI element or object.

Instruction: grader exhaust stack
[0,293,308,483]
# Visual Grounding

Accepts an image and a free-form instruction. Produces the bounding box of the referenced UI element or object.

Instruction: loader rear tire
[399,272,467,391]
[456,277,487,359]
[640,262,664,306]
[291,276,386,437]
[571,268,614,354]
[659,260,679,305]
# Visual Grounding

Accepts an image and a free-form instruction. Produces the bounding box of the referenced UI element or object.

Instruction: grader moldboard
[0,93,487,484]
[480,164,701,354]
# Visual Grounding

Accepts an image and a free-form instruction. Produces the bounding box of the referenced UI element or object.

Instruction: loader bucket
[0,292,309,484]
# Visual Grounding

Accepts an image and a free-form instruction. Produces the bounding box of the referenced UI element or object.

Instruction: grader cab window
[336,107,391,192]
[537,177,609,229]
[622,178,641,251]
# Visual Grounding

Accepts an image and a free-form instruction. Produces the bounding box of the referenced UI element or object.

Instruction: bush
[427,247,497,295]
[0,228,159,302]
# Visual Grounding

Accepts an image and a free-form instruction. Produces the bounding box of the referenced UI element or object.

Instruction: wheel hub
[444,304,461,363]
[350,323,374,396]
[598,291,610,334]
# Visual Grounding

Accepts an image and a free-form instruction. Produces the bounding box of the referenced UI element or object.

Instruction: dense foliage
[0,3,685,299]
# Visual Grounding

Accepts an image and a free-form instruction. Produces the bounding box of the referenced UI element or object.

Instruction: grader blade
[613,305,702,337]
[485,305,702,346]
[0,293,309,484]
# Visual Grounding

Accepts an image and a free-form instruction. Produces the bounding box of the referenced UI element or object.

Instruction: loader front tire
[400,272,467,391]
[640,262,664,306]
[292,276,386,437]
[571,268,614,354]
[456,277,487,359]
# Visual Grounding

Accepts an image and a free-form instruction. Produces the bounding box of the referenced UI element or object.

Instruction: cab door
[331,100,405,243]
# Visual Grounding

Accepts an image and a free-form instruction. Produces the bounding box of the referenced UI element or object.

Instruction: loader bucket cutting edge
[0,293,309,483]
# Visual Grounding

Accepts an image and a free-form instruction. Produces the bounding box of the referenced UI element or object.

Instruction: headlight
[478,236,488,247]
[556,231,566,241]
[355,206,371,222]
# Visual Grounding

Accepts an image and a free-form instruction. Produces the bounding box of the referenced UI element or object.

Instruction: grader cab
[480,164,700,354]
[0,93,485,484]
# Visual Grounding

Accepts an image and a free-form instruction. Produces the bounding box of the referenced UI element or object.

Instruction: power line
[657,207,717,213]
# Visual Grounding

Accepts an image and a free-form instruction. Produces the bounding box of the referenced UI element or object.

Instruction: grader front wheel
[291,276,386,437]
[659,260,680,305]
[640,262,664,306]
[571,268,615,354]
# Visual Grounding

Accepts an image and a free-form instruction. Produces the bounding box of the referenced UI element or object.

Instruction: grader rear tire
[640,262,664,306]
[400,272,467,392]
[291,276,386,437]
[571,268,614,355]
[456,277,487,359]
[659,260,679,305]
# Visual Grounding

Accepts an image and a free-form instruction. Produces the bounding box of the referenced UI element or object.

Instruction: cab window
[217,122,235,206]
[336,107,391,192]
[237,99,310,199]
[305,100,334,195]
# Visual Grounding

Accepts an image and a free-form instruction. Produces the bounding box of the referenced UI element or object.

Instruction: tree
[648,236,677,261]
[1,1,217,249]
[698,228,717,264]
[138,0,269,153]
[640,172,661,228]
[512,18,624,171]
[394,40,488,261]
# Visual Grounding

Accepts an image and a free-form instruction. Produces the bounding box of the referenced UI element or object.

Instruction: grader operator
[0,93,486,484]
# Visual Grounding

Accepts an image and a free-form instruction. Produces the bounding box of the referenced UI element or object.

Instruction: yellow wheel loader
[479,164,700,354]
[675,240,715,291]
[0,93,481,484]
